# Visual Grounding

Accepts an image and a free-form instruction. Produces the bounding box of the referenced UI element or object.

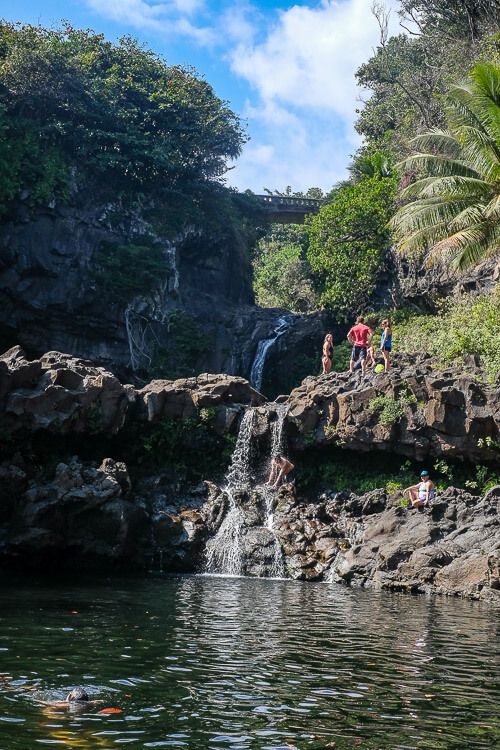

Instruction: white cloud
[227,0,402,191]
[84,0,404,191]
[231,0,401,113]
[85,0,213,42]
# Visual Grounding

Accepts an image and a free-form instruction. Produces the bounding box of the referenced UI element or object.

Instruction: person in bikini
[347,315,373,375]
[322,333,334,375]
[403,470,436,508]
[267,455,295,489]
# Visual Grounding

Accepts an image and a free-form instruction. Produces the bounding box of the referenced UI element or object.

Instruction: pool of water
[0,576,498,750]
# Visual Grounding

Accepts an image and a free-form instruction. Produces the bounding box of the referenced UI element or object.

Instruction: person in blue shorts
[379,318,392,372]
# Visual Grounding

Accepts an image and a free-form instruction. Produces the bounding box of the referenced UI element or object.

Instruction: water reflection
[0,576,499,749]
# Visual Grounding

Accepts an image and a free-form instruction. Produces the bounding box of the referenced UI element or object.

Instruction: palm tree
[390,63,500,271]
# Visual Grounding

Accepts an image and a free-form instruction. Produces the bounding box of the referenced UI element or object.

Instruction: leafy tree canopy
[253,241,319,314]
[0,22,245,212]
[355,3,499,160]
[307,175,397,316]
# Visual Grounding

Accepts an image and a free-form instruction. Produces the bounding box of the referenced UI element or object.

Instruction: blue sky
[0,0,402,192]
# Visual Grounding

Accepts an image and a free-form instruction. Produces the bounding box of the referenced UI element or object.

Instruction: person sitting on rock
[322,333,334,375]
[39,687,104,711]
[347,315,373,375]
[267,455,295,489]
[403,470,436,508]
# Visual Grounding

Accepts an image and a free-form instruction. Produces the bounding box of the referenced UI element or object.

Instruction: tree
[0,23,245,212]
[355,4,499,161]
[399,1,497,43]
[390,63,500,271]
[253,241,319,313]
[307,175,397,315]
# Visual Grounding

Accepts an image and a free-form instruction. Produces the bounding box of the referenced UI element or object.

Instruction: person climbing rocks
[38,687,104,711]
[403,470,436,508]
[267,455,295,489]
[322,333,334,375]
[379,318,392,372]
[347,315,373,375]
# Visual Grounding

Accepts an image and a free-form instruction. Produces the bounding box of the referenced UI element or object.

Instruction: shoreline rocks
[0,346,498,602]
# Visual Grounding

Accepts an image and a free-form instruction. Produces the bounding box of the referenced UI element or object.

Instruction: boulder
[284,353,500,462]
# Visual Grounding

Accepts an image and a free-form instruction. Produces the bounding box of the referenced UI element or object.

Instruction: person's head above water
[66,687,89,703]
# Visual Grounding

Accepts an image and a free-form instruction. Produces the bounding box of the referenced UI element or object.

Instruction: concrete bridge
[254,195,322,224]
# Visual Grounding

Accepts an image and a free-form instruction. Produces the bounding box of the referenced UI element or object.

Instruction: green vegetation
[92,237,167,304]
[368,390,417,428]
[355,1,498,162]
[391,63,500,271]
[0,22,244,214]
[394,287,500,380]
[150,311,211,380]
[300,449,500,496]
[253,241,319,313]
[307,175,397,316]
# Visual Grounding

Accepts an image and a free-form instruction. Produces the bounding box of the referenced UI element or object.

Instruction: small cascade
[204,409,256,575]
[203,404,291,579]
[250,315,291,392]
[260,486,285,578]
[261,404,288,578]
[270,403,288,458]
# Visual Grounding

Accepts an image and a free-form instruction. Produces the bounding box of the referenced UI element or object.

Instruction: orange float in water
[98,708,122,714]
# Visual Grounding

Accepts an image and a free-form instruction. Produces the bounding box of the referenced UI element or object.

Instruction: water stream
[204,409,256,576]
[250,315,291,392]
[204,405,288,579]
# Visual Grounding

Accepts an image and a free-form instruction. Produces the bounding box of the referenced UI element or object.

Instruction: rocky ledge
[2,347,499,465]
[0,346,264,436]
[1,453,498,602]
[284,352,500,462]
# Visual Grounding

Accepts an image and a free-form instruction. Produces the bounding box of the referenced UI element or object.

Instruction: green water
[0,576,498,750]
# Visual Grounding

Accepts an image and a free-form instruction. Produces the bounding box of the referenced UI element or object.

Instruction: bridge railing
[255,195,321,209]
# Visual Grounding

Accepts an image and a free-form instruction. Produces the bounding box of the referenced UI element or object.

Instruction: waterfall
[270,403,288,458]
[250,315,291,392]
[203,404,289,579]
[262,404,288,578]
[204,409,256,576]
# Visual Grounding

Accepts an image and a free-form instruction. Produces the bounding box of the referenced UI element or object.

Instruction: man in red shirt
[347,315,373,374]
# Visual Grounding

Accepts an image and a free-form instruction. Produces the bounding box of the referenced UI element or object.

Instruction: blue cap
[420,470,429,476]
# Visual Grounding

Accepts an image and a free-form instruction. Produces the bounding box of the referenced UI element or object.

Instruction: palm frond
[407,129,462,157]
[394,62,500,274]
[400,175,492,200]
[448,205,486,230]
[484,194,500,219]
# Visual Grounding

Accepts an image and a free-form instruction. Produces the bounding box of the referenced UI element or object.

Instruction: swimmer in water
[38,687,104,711]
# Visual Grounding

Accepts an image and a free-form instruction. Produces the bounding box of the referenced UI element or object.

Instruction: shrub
[307,175,397,316]
[369,394,405,427]
[394,287,500,381]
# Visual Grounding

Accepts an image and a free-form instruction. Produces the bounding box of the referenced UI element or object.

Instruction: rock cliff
[0,346,498,601]
[0,197,334,393]
[283,352,500,462]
